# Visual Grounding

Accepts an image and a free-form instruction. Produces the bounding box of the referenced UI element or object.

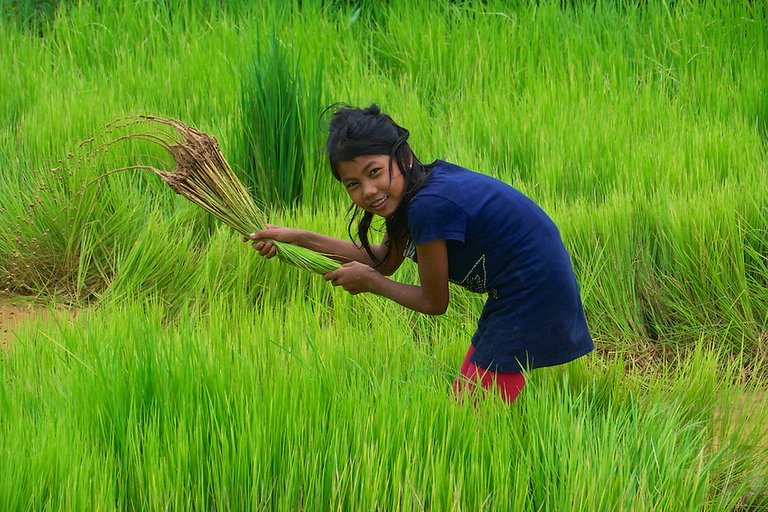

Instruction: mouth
[369,196,388,210]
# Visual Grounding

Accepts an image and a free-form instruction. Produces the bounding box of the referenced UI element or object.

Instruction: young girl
[247,104,593,404]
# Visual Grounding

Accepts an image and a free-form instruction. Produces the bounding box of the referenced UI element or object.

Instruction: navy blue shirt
[406,161,593,372]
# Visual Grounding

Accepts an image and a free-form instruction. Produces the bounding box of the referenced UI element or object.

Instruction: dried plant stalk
[103,115,340,274]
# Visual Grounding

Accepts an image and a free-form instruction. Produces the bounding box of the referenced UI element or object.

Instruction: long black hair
[326,104,435,267]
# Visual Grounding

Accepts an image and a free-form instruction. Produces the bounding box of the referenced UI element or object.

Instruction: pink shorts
[452,344,525,404]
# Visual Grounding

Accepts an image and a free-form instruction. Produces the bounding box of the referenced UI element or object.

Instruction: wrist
[292,229,311,247]
[367,269,387,295]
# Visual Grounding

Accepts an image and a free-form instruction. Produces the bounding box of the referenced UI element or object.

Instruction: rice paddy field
[1,0,767,510]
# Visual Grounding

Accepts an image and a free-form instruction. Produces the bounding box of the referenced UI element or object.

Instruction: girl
[247,104,593,404]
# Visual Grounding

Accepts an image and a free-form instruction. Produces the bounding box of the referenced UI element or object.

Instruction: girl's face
[336,155,405,218]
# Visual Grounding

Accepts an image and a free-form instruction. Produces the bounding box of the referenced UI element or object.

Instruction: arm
[248,226,406,276]
[324,239,449,315]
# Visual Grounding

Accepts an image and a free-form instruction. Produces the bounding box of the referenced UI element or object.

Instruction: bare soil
[0,302,78,349]
[715,390,768,449]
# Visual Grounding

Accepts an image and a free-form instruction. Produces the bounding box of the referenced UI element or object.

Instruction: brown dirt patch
[716,391,768,449]
[0,302,78,349]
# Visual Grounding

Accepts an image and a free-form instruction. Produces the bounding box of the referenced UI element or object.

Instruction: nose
[362,180,377,200]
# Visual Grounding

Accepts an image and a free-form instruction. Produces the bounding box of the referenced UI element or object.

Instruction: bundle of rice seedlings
[97,115,341,274]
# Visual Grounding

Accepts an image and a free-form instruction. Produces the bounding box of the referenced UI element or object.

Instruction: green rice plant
[1,298,766,510]
[1,0,62,36]
[238,33,325,209]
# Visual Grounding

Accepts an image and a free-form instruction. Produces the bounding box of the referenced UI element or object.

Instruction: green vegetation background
[0,1,766,510]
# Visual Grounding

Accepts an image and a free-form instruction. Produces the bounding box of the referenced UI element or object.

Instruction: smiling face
[336,155,406,218]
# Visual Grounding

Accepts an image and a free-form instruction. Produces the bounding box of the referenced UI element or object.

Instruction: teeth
[371,197,386,207]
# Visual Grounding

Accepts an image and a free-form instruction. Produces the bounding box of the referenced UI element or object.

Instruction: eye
[345,182,357,190]
[370,168,380,177]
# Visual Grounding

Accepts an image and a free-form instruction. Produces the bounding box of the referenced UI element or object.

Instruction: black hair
[326,104,435,267]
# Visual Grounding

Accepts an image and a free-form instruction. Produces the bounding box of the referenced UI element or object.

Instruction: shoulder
[411,161,468,199]
[409,161,485,206]
[428,160,470,177]
[408,168,467,215]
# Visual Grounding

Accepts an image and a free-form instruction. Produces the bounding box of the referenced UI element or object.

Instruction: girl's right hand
[243,224,303,259]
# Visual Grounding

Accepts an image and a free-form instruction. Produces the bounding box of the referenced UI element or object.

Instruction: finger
[250,224,280,239]
[249,230,270,240]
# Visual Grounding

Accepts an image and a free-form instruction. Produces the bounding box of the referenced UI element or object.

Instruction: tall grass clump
[0,143,151,300]
[238,34,325,209]
[1,0,62,36]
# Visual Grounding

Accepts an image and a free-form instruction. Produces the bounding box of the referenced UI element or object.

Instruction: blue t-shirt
[406,161,593,372]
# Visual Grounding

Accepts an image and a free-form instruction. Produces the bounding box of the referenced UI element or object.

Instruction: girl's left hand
[324,261,380,295]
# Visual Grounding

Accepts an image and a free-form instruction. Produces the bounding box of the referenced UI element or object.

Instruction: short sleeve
[407,194,468,245]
